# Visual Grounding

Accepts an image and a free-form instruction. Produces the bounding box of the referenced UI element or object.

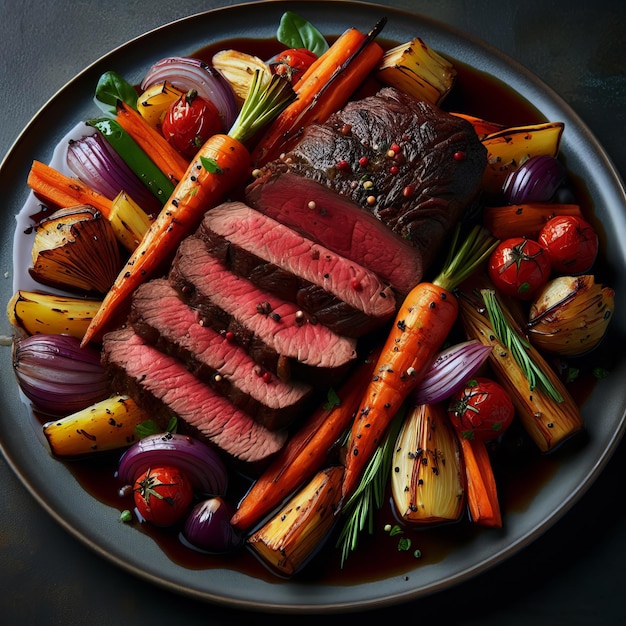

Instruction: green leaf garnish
[277,11,329,56]
[200,156,223,174]
[94,70,138,116]
[481,288,563,402]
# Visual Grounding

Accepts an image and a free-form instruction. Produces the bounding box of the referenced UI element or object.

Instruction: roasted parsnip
[247,465,344,577]
[377,37,456,105]
[459,288,584,452]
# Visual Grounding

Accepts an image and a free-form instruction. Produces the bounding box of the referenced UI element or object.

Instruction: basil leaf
[200,156,223,174]
[277,11,329,56]
[94,70,138,116]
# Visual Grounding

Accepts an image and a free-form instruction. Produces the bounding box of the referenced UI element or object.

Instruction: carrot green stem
[228,71,296,144]
[433,224,499,292]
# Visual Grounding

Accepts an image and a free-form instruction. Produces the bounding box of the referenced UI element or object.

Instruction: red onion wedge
[503,155,566,204]
[141,57,238,131]
[116,432,228,496]
[181,497,243,554]
[413,340,492,405]
[66,133,162,215]
[13,334,110,416]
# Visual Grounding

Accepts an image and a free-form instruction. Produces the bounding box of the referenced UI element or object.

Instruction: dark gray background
[2,0,625,623]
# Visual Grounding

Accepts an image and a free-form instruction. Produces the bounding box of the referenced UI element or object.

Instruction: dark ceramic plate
[1,0,626,613]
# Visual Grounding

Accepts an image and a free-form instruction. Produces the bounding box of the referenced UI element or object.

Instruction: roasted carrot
[450,112,505,140]
[482,202,583,240]
[340,225,498,501]
[27,160,113,218]
[80,72,295,346]
[459,436,502,528]
[115,101,189,184]
[251,21,385,166]
[230,349,379,532]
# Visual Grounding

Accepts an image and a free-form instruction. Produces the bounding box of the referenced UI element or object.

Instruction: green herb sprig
[336,407,405,567]
[481,288,563,402]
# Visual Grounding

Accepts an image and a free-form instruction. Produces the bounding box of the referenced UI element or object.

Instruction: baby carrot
[251,21,385,166]
[81,72,295,346]
[341,225,498,501]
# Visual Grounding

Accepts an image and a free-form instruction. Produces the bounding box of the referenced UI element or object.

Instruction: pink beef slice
[129,278,313,431]
[246,87,486,294]
[169,235,358,382]
[102,327,287,463]
[196,201,396,337]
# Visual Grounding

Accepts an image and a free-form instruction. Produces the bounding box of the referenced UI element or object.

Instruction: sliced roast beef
[102,327,287,463]
[247,87,486,291]
[197,201,396,336]
[245,172,422,295]
[129,278,314,431]
[169,235,357,383]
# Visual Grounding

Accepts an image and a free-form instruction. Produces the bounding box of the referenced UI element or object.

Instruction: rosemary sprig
[481,288,563,402]
[336,407,405,567]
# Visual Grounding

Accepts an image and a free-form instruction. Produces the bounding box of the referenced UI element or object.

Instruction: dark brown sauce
[55,34,603,585]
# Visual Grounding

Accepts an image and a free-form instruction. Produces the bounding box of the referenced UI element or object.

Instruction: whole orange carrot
[81,72,295,346]
[341,225,498,501]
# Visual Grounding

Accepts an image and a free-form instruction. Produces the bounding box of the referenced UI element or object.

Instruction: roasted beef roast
[169,235,358,383]
[129,278,314,431]
[247,87,486,292]
[197,201,396,337]
[102,328,288,463]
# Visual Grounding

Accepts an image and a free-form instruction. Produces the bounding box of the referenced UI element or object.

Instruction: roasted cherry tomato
[161,89,223,158]
[133,465,194,527]
[538,214,598,274]
[488,237,551,300]
[448,377,515,442]
[269,48,317,84]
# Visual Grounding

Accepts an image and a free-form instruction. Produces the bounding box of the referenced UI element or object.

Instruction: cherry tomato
[538,215,598,274]
[269,48,317,84]
[133,466,194,527]
[161,89,223,158]
[448,377,515,442]
[488,237,551,300]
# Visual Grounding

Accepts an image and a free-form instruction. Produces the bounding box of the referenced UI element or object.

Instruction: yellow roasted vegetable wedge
[7,290,102,339]
[459,287,584,452]
[108,191,152,252]
[137,81,184,128]
[391,402,465,524]
[42,395,150,457]
[247,465,344,577]
[377,38,456,105]
[481,121,564,196]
